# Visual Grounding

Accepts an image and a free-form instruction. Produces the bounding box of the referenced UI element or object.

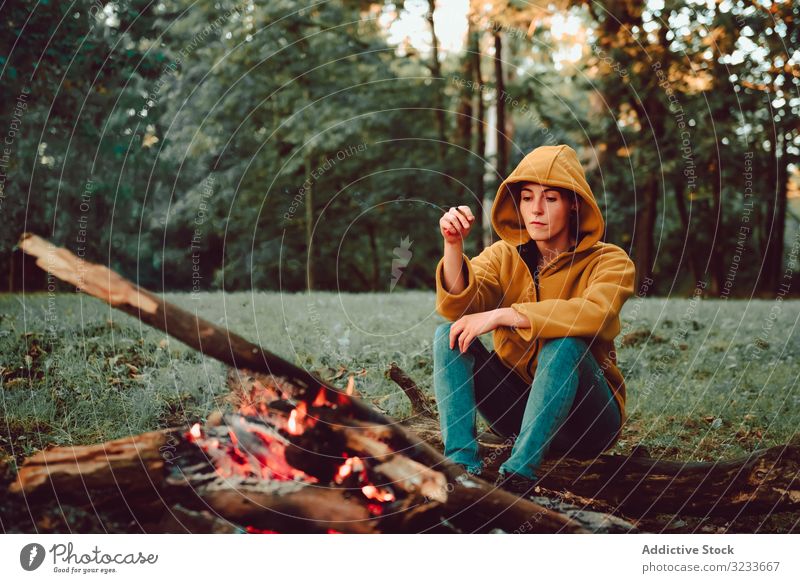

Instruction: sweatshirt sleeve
[435,244,504,321]
[510,248,636,342]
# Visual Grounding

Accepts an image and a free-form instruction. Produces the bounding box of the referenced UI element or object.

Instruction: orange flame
[312,387,327,407]
[361,484,395,502]
[287,401,307,436]
[337,462,352,480]
[189,423,202,439]
[335,456,363,483]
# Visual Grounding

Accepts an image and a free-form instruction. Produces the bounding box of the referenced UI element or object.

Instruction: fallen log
[14,233,321,391]
[9,430,171,506]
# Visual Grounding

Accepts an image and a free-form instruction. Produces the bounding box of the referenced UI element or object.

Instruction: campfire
[180,383,426,520]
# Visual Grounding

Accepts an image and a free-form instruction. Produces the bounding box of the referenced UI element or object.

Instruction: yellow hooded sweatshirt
[435,144,636,442]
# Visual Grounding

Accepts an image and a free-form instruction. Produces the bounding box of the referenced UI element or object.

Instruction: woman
[433,144,636,494]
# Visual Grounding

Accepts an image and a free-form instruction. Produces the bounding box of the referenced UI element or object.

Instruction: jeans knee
[538,337,588,361]
[433,322,455,355]
[435,322,453,337]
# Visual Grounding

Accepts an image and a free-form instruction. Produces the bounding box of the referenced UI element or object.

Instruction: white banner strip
[1,533,798,582]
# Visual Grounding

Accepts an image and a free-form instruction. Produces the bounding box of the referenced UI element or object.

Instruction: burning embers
[286,401,307,436]
[186,414,313,483]
[334,456,395,504]
[182,383,405,520]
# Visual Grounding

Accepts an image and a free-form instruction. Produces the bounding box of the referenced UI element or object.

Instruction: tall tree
[493,30,509,181]
[426,0,447,157]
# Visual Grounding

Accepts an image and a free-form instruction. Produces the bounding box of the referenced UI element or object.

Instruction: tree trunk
[472,25,487,251]
[635,176,657,293]
[304,148,315,291]
[708,159,726,296]
[367,222,380,291]
[401,414,800,518]
[426,0,446,158]
[493,31,508,182]
[762,137,788,294]
[456,18,473,151]
[673,180,703,286]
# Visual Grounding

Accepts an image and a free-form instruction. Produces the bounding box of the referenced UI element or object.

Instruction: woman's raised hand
[439,206,475,245]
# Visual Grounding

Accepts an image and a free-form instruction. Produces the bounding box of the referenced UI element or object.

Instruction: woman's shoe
[493,470,540,496]
[455,462,483,477]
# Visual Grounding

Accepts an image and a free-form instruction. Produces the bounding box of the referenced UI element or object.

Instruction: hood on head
[490,144,604,254]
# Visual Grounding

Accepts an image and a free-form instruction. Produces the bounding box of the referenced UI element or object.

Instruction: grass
[1,291,798,472]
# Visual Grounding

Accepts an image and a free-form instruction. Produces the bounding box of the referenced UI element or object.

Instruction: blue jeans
[432,322,621,480]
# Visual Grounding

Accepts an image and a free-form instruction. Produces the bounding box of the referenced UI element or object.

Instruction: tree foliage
[1,0,797,296]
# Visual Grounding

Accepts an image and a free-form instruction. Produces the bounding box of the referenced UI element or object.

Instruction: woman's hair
[548,185,581,241]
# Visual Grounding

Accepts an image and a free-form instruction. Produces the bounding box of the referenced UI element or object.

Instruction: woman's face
[518,182,576,242]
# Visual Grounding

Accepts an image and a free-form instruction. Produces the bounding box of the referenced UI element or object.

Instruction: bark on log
[9,430,174,506]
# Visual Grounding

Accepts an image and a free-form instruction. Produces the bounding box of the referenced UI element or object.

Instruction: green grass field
[2,291,798,473]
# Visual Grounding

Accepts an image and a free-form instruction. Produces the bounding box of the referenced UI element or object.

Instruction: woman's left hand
[449,310,503,353]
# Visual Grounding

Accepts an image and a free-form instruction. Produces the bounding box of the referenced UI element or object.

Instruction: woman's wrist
[495,307,529,329]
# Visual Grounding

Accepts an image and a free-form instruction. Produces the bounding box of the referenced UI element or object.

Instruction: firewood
[9,429,175,505]
[386,362,436,419]
[198,486,381,534]
[16,233,323,392]
[157,504,243,534]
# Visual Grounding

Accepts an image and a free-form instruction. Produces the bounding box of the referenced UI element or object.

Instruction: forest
[1,0,797,297]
